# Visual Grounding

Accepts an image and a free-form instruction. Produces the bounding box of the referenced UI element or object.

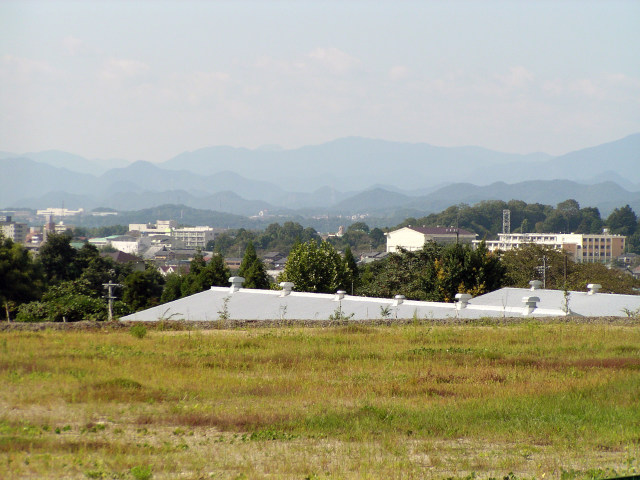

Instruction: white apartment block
[0,216,28,243]
[475,232,626,264]
[171,226,216,249]
[129,220,177,235]
[37,207,84,217]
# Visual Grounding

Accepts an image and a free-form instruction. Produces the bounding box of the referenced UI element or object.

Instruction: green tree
[123,267,165,311]
[0,236,44,320]
[198,255,231,289]
[279,240,347,293]
[343,246,359,294]
[606,205,638,236]
[160,273,184,303]
[238,242,270,289]
[38,232,79,284]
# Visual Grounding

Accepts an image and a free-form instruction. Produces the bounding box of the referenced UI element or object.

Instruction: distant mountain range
[2,134,640,220]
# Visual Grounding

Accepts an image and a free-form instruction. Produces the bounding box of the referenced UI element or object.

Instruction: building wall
[386,227,476,252]
[0,222,28,243]
[478,232,626,264]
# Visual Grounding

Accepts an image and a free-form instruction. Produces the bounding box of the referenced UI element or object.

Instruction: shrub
[129,324,148,339]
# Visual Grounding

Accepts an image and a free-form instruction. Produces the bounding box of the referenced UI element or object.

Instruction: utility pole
[536,255,549,289]
[103,282,122,322]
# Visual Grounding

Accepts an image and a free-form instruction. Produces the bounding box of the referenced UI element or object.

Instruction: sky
[1,0,639,162]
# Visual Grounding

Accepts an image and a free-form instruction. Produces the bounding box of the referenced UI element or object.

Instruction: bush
[129,324,148,339]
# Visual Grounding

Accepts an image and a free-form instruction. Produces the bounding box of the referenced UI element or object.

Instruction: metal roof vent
[393,295,405,306]
[587,283,601,295]
[529,280,542,290]
[279,282,294,296]
[522,296,540,316]
[455,293,472,310]
[334,290,346,301]
[228,276,244,293]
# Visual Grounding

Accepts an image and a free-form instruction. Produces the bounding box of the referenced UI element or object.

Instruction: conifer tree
[238,241,270,289]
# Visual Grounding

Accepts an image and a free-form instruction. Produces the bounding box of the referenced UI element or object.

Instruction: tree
[123,267,165,311]
[0,236,44,320]
[160,273,184,303]
[182,255,231,296]
[238,242,270,289]
[606,205,638,237]
[279,240,347,293]
[501,244,573,290]
[343,246,359,294]
[38,232,79,284]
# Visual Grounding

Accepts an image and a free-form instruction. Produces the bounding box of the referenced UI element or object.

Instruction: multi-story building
[36,207,84,217]
[0,215,28,243]
[475,231,626,264]
[386,226,477,252]
[171,226,216,249]
[129,220,177,235]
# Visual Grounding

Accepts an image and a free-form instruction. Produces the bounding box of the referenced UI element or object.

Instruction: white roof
[472,287,640,317]
[122,286,572,322]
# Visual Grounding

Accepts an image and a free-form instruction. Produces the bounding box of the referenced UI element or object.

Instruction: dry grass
[0,322,639,479]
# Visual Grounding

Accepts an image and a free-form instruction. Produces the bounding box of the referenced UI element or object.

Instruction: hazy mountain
[161,137,553,191]
[331,188,413,213]
[0,157,96,207]
[1,150,129,175]
[3,134,640,219]
[467,133,640,186]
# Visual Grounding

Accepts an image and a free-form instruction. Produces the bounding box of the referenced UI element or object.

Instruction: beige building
[171,226,217,249]
[475,232,626,264]
[0,215,28,243]
[386,226,477,253]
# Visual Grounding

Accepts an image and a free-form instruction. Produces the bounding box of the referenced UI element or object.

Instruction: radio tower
[502,209,511,234]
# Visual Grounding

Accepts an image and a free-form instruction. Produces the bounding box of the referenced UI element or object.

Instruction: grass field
[1,321,639,479]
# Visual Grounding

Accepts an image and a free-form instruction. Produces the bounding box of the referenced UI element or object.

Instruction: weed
[130,465,152,480]
[217,296,230,321]
[129,324,147,339]
[380,305,392,319]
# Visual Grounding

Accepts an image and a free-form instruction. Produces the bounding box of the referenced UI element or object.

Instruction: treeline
[396,200,640,252]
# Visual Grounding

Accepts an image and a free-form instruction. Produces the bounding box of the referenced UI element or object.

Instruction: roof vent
[228,276,244,293]
[522,296,540,316]
[279,282,294,296]
[334,290,346,301]
[455,293,472,310]
[393,294,405,306]
[529,280,543,291]
[587,283,601,295]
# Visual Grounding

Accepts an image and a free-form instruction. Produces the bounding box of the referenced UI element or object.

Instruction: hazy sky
[1,0,639,162]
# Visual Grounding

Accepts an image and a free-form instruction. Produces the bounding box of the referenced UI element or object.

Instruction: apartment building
[171,226,216,249]
[0,215,28,243]
[476,231,626,263]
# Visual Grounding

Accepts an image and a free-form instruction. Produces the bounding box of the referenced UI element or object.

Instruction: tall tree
[123,267,165,311]
[279,240,347,293]
[37,232,79,284]
[238,242,270,289]
[343,246,359,295]
[0,236,44,320]
[606,205,638,236]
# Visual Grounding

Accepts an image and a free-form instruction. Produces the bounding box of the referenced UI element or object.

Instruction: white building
[129,220,177,235]
[475,232,626,264]
[109,235,152,255]
[386,226,477,253]
[0,215,27,243]
[171,226,217,249]
[36,207,84,217]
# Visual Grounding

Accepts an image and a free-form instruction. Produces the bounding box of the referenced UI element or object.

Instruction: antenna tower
[502,209,511,234]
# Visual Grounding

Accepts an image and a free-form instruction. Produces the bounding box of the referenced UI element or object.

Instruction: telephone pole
[103,282,122,322]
